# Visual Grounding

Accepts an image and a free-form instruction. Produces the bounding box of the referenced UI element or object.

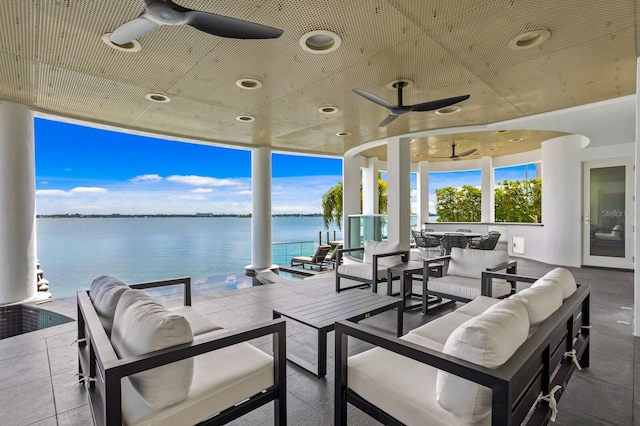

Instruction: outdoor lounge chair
[291,244,331,270]
[325,244,343,268]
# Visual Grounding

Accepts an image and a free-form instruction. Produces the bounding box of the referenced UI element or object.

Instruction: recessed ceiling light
[510,137,524,142]
[235,78,263,90]
[409,138,416,142]
[487,148,498,151]
[495,130,511,134]
[336,131,351,137]
[235,115,255,122]
[101,33,142,52]
[435,105,462,115]
[508,29,551,50]
[412,153,422,157]
[145,93,170,103]
[318,106,339,114]
[299,30,341,54]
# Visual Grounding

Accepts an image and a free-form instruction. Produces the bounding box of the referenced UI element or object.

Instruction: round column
[0,102,37,304]
[245,146,275,276]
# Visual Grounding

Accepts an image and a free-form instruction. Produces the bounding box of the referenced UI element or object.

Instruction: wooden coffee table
[273,290,403,378]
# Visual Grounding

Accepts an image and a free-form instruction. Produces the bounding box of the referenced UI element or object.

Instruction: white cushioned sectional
[88,276,275,426]
[347,267,577,425]
[426,248,511,300]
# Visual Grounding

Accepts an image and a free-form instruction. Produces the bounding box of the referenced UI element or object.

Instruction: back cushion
[541,267,577,300]
[111,289,194,410]
[510,279,563,327]
[89,276,130,335]
[363,240,402,267]
[447,247,509,279]
[436,299,529,423]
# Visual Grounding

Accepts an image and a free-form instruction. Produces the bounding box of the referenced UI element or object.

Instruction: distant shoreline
[36,213,322,218]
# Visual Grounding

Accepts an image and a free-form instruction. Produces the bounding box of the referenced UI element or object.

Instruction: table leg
[317,328,328,378]
[396,300,403,336]
[386,269,393,296]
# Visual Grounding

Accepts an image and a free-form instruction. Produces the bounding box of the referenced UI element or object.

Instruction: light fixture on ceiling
[409,138,416,142]
[510,137,524,142]
[101,33,142,52]
[145,93,171,103]
[235,115,255,122]
[487,148,498,151]
[434,105,462,115]
[508,29,551,50]
[386,79,414,91]
[336,131,351,136]
[412,153,422,157]
[300,30,342,54]
[318,106,339,114]
[495,130,511,134]
[236,78,263,90]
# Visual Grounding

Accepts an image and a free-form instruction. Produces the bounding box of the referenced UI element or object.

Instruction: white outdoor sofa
[335,267,590,426]
[421,247,517,313]
[77,276,287,426]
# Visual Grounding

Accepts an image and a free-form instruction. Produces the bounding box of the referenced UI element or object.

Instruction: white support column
[417,161,430,226]
[343,155,361,248]
[387,137,411,250]
[245,146,273,276]
[634,56,640,336]
[541,134,585,268]
[481,156,495,223]
[362,157,379,215]
[0,102,37,305]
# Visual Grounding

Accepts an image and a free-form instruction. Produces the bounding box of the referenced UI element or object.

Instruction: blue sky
[35,118,535,215]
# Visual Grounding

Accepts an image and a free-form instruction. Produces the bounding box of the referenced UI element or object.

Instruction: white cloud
[191,188,213,193]
[36,189,71,197]
[166,175,241,187]
[237,190,252,195]
[71,187,108,193]
[131,174,162,183]
[41,181,49,184]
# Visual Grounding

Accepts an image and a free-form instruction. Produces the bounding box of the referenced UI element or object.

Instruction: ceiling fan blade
[110,14,161,44]
[458,148,477,157]
[378,114,399,127]
[352,89,396,110]
[410,94,471,112]
[185,10,283,39]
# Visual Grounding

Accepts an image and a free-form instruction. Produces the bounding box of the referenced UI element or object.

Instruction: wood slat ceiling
[0,0,636,160]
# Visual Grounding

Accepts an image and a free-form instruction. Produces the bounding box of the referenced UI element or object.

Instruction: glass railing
[346,214,418,249]
[272,241,315,266]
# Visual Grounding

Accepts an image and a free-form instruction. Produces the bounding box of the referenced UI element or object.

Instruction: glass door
[583,158,634,269]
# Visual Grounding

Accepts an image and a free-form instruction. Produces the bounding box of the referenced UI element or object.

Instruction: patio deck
[0,258,636,425]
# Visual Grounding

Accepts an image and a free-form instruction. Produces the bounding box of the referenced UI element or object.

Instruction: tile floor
[0,258,636,425]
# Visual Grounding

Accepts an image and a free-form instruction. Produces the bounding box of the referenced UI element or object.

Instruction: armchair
[468,231,501,250]
[335,241,408,292]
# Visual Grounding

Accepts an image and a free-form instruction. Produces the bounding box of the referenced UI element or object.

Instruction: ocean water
[36,216,342,298]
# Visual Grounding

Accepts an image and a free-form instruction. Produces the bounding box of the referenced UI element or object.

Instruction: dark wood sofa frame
[77,277,287,426]
[335,271,590,426]
[335,247,409,292]
[421,254,518,313]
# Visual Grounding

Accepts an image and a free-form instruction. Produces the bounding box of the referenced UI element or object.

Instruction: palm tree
[321,174,388,229]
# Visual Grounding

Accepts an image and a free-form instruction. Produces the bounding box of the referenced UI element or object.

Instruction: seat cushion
[510,280,563,327]
[121,339,274,426]
[170,306,224,336]
[363,240,403,267]
[427,276,511,300]
[409,312,474,346]
[347,334,490,426]
[111,289,194,410]
[454,296,501,317]
[541,267,577,300]
[89,275,130,335]
[337,263,387,281]
[436,299,529,423]
[447,248,509,279]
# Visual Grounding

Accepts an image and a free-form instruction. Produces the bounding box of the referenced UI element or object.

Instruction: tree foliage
[434,178,541,223]
[435,185,481,222]
[321,173,389,229]
[495,178,541,223]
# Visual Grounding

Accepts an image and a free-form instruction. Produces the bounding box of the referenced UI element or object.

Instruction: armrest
[335,320,508,390]
[372,250,409,263]
[130,277,192,306]
[422,255,450,281]
[481,269,538,297]
[485,260,518,273]
[336,247,364,264]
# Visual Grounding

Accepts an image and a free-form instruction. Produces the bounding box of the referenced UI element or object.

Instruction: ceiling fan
[436,143,477,160]
[352,82,470,127]
[109,0,284,45]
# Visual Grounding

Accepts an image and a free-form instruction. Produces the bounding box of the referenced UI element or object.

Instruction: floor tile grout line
[45,338,60,425]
